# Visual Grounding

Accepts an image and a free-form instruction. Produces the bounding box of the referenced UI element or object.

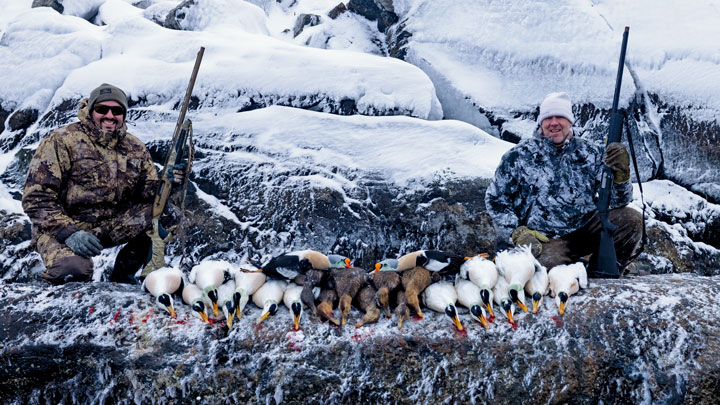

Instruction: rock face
[1,274,718,403]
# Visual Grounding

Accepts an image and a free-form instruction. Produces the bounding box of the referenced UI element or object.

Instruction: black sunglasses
[93,104,125,116]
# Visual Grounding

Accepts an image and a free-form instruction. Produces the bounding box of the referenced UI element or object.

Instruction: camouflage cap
[88,83,128,114]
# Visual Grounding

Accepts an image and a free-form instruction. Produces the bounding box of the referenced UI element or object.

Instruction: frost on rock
[1,274,719,403]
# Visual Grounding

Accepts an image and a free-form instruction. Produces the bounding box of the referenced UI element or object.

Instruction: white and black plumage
[217,280,236,328]
[548,262,588,315]
[525,260,549,314]
[398,250,463,276]
[260,250,331,280]
[233,269,266,320]
[495,245,543,313]
[422,281,463,331]
[181,282,209,323]
[253,279,287,324]
[190,260,231,318]
[455,279,490,329]
[492,274,516,325]
[142,267,184,319]
[283,282,304,331]
[459,254,498,320]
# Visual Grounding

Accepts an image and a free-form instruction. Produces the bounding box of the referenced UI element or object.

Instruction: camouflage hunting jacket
[485,132,633,243]
[22,98,159,244]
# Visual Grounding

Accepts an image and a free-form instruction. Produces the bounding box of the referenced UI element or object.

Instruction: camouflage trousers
[36,203,153,285]
[538,207,643,277]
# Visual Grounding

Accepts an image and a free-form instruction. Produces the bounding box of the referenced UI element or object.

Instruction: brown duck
[354,285,381,328]
[317,288,340,325]
[331,266,366,327]
[394,290,410,329]
[368,266,401,319]
[402,266,432,318]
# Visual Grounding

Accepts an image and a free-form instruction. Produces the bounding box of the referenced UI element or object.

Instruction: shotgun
[141,46,205,277]
[595,28,629,278]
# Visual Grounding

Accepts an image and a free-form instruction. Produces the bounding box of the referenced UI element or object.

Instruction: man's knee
[611,207,643,234]
[41,255,94,285]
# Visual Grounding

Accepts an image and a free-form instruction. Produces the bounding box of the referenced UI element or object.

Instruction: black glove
[604,142,630,184]
[65,231,103,258]
[169,162,187,185]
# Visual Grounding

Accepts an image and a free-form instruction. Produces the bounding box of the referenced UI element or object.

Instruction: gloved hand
[604,142,630,184]
[169,162,187,185]
[511,226,549,257]
[65,231,103,258]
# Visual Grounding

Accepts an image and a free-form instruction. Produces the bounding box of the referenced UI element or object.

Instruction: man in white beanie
[485,92,642,277]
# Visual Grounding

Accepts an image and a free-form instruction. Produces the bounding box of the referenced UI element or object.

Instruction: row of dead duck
[142,245,588,331]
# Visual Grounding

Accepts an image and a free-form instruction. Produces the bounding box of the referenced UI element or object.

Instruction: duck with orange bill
[253,279,287,324]
[143,267,184,319]
[217,279,236,328]
[394,290,410,329]
[422,281,464,331]
[524,258,549,314]
[397,250,463,276]
[459,254,498,321]
[181,282,209,323]
[455,278,490,329]
[401,266,432,319]
[331,265,366,327]
[493,274,516,326]
[548,262,588,315]
[190,260,230,318]
[233,265,266,320]
[495,245,543,313]
[259,250,331,280]
[354,285,381,328]
[368,260,401,319]
[283,282,307,331]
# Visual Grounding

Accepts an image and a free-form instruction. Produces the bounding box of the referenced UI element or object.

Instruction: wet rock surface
[1,274,718,404]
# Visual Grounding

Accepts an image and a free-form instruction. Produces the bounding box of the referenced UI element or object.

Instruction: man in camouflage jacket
[485,92,642,276]
[22,83,185,284]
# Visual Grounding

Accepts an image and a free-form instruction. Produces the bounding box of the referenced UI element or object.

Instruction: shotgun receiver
[595,28,629,278]
[141,46,205,277]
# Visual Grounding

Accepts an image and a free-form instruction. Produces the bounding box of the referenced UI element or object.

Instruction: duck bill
[384,306,392,319]
[532,299,541,314]
[167,306,177,319]
[226,313,234,329]
[485,303,495,318]
[478,315,490,329]
[199,311,209,323]
[516,300,529,313]
[293,314,301,331]
[452,315,464,331]
[257,310,271,324]
[559,301,566,315]
[373,263,381,273]
[212,302,220,317]
[397,317,405,329]
[344,258,351,268]
[235,307,243,320]
[506,309,515,325]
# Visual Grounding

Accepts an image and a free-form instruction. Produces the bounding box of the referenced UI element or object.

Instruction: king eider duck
[260,250,331,280]
[548,262,588,315]
[397,250,463,276]
[181,282,209,323]
[142,267,184,319]
[422,281,463,331]
[459,254,498,320]
[253,279,287,324]
[525,259,549,314]
[190,260,231,318]
[495,245,544,313]
[217,279,236,328]
[233,266,266,320]
[455,278,490,329]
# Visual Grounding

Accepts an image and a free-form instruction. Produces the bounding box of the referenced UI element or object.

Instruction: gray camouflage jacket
[485,132,633,243]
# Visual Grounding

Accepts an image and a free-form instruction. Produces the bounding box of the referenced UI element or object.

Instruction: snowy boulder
[1,274,718,403]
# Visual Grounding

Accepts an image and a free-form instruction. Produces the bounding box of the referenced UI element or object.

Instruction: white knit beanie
[537,92,575,125]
